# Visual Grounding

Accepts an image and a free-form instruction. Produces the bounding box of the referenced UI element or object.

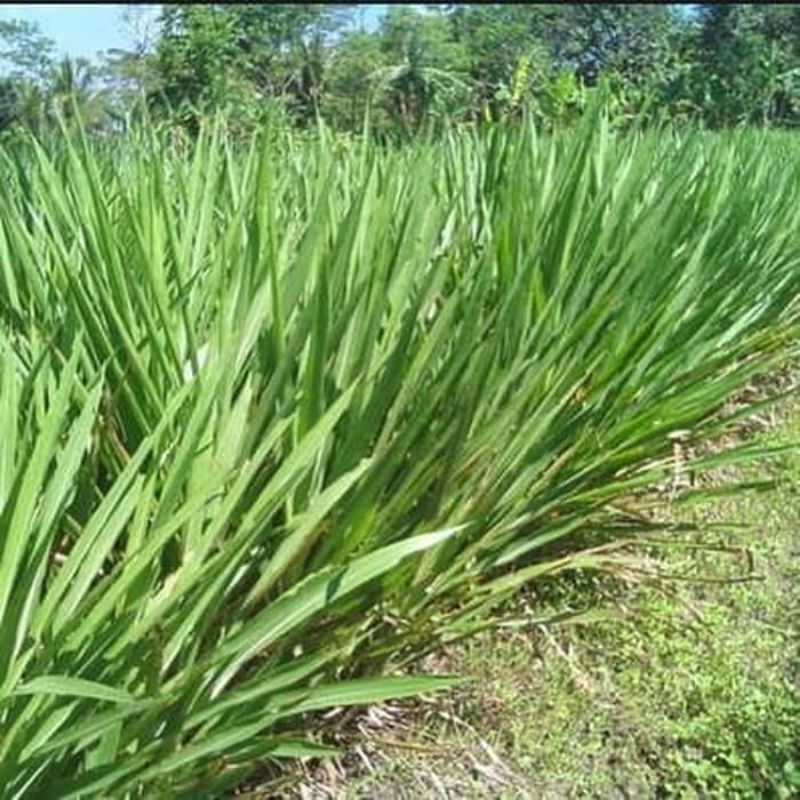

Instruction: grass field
[1,114,799,797]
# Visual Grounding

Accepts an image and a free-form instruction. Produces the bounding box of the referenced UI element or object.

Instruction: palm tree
[48,57,106,129]
[369,8,470,137]
[0,78,47,137]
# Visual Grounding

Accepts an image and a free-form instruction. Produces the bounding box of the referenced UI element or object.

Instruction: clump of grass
[1,111,800,796]
[334,410,800,799]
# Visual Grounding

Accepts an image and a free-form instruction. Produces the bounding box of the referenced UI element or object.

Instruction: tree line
[1,4,799,139]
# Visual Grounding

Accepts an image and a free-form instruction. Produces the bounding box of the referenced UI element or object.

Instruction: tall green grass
[1,114,799,797]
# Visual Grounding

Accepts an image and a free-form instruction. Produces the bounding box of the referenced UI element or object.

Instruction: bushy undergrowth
[1,115,800,797]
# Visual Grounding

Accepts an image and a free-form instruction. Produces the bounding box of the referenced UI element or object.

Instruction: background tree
[148,5,354,132]
[321,29,389,132]
[97,7,162,130]
[692,5,800,127]
[370,7,471,137]
[48,57,106,128]
[447,5,552,122]
[2,4,800,138]
[0,19,54,135]
[0,19,55,81]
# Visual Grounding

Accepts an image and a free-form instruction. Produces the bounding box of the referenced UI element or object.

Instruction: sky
[0,5,147,60]
[0,5,392,62]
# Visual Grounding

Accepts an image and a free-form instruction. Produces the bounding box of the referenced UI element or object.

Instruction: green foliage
[692,5,800,127]
[4,5,800,138]
[530,68,585,128]
[369,7,471,135]
[0,113,799,795]
[150,6,243,129]
[147,5,352,133]
[0,19,54,137]
[321,30,390,133]
[0,20,111,138]
[0,19,54,81]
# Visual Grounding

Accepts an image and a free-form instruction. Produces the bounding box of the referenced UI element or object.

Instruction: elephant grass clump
[1,114,800,797]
